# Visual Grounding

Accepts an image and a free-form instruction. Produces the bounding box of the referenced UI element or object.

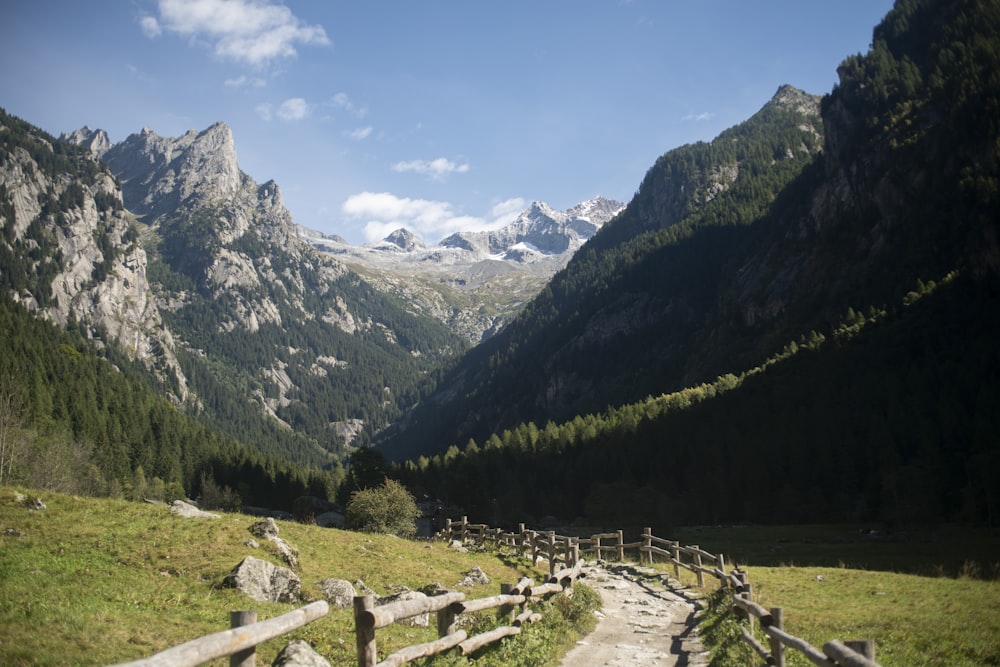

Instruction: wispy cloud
[345,126,373,140]
[256,98,310,121]
[277,97,309,120]
[224,75,266,89]
[142,0,329,67]
[682,111,714,122]
[342,192,524,243]
[329,92,368,118]
[392,157,470,181]
[139,15,162,38]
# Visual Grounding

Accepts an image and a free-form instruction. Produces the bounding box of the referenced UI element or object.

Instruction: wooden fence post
[571,537,580,567]
[593,534,602,561]
[770,607,785,667]
[460,516,469,543]
[691,545,705,588]
[498,583,516,623]
[716,553,726,582]
[670,541,681,579]
[616,530,624,562]
[444,518,452,541]
[531,530,540,566]
[642,527,652,565]
[548,531,557,577]
[229,611,257,667]
[354,595,377,667]
[518,523,525,552]
[437,603,458,638]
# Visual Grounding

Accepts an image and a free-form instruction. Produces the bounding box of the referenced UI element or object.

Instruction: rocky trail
[560,563,711,667]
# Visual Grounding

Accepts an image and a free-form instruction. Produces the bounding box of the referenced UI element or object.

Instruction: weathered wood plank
[373,631,467,667]
[110,601,329,667]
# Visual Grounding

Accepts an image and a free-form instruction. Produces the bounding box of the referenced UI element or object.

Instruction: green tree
[345,478,421,537]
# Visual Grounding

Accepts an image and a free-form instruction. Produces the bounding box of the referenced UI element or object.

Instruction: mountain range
[298,196,624,343]
[1,0,998,527]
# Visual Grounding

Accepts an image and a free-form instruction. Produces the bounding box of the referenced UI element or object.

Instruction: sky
[0,1,896,245]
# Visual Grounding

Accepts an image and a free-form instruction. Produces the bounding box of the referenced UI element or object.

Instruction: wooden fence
[353,567,580,667]
[111,516,880,667]
[110,601,330,667]
[445,516,882,667]
[110,530,580,667]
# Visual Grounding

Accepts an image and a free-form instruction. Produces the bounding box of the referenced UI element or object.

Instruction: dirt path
[559,563,710,667]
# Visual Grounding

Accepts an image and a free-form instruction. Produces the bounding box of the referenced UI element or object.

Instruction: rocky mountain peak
[767,84,822,117]
[101,121,243,219]
[60,126,112,157]
[383,228,424,251]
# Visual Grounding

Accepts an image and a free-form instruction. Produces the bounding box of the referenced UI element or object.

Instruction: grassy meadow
[665,523,1000,666]
[0,487,574,667]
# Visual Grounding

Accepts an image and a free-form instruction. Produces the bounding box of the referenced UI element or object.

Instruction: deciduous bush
[345,477,421,537]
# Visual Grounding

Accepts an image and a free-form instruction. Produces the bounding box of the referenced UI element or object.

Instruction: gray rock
[223,556,301,603]
[271,639,331,667]
[318,578,356,608]
[315,510,345,528]
[169,500,219,519]
[456,565,490,587]
[353,580,378,598]
[22,496,46,511]
[249,517,281,539]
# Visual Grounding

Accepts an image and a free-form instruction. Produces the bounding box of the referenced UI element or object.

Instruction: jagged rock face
[1,115,187,400]
[59,126,112,157]
[103,123,245,220]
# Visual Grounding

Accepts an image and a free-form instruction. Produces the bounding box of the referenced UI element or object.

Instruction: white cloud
[345,126,373,140]
[277,97,309,120]
[328,92,368,118]
[151,0,330,66]
[255,103,273,120]
[682,112,714,122]
[392,157,471,181]
[224,74,266,88]
[139,15,162,38]
[342,192,525,243]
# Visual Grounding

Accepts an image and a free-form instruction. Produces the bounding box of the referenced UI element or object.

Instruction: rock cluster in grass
[249,518,299,569]
[223,555,301,603]
[168,499,219,519]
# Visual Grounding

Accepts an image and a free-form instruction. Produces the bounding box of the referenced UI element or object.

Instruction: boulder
[223,556,301,603]
[318,578,356,608]
[169,500,219,519]
[456,565,490,587]
[272,639,331,667]
[249,518,280,539]
[315,510,345,528]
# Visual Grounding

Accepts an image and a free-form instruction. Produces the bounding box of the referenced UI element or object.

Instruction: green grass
[0,487,580,666]
[659,524,1000,666]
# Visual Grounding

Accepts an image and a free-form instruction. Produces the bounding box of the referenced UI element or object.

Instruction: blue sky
[0,1,895,245]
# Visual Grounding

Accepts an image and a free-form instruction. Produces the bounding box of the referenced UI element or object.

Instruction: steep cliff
[1,109,186,399]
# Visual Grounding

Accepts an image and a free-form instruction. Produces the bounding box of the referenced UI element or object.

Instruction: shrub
[345,477,421,537]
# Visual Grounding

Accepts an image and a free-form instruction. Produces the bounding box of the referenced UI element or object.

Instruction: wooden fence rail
[444,517,883,667]
[110,600,330,667]
[353,567,581,667]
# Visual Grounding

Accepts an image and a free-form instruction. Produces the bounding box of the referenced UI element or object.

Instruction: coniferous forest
[1,0,998,530]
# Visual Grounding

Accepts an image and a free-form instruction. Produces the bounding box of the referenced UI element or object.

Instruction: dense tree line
[397,274,1000,528]
[0,294,340,509]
